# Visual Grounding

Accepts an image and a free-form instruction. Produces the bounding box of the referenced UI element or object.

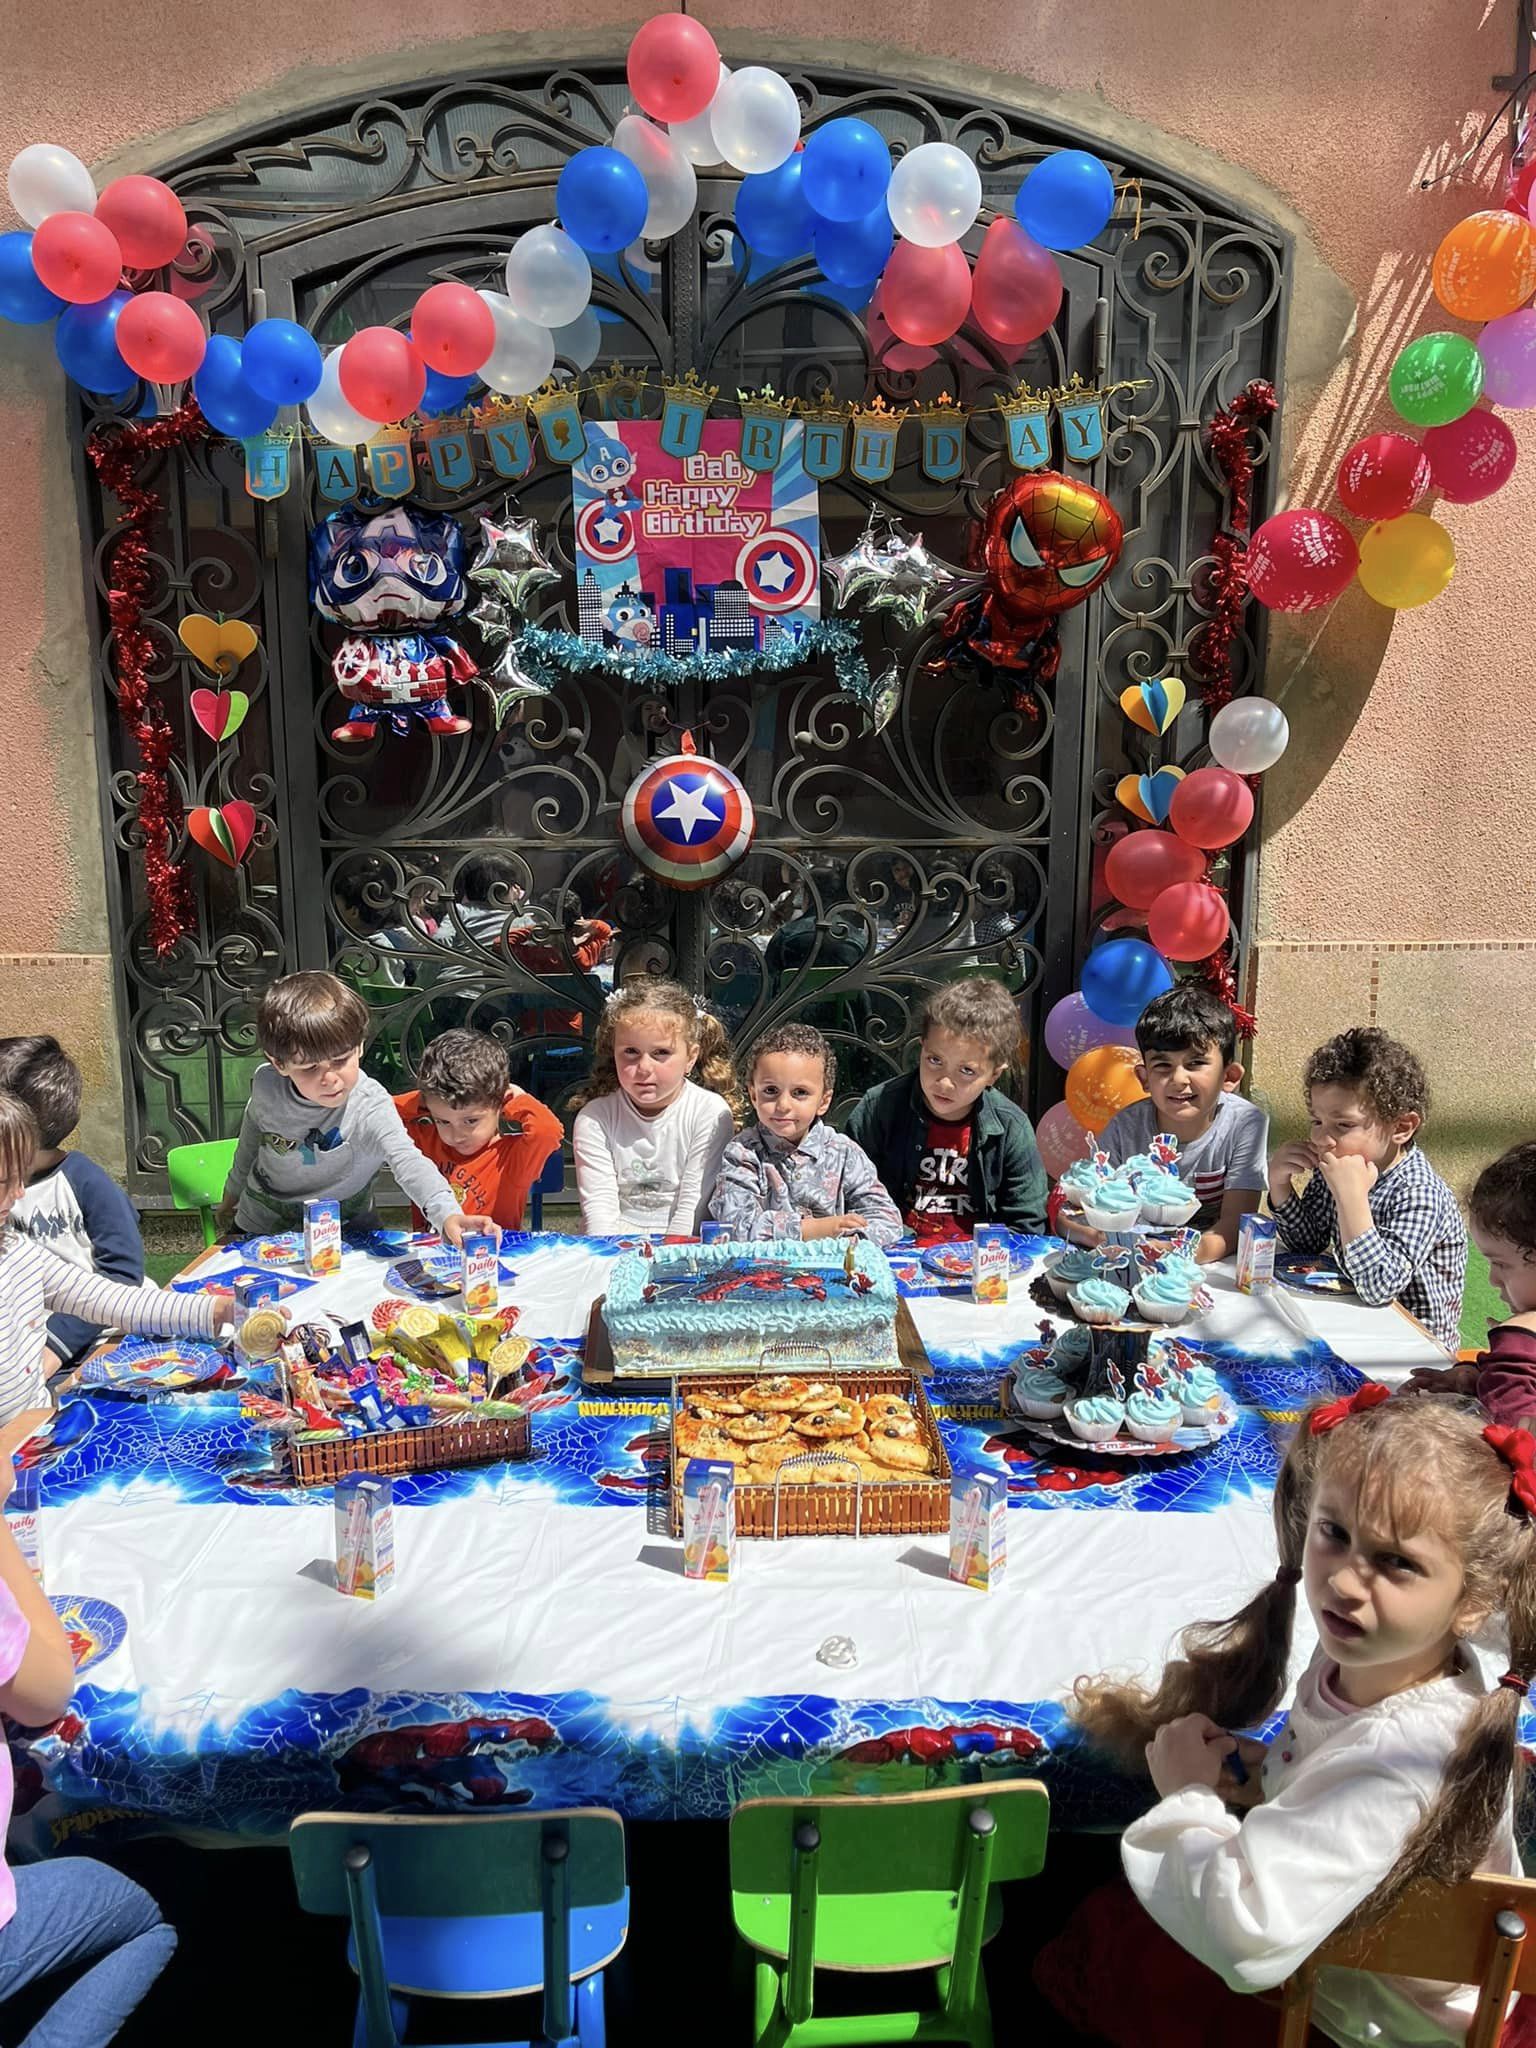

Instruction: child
[1037,1390,1536,2048]
[1407,1140,1536,1422]
[0,1035,147,1367]
[394,1028,562,1233]
[219,972,493,1245]
[0,1093,233,1425]
[570,978,741,1236]
[1268,1026,1465,1351]
[845,977,1047,1244]
[710,1023,902,1245]
[1061,986,1268,1262]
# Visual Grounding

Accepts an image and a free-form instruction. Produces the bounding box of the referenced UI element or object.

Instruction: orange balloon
[1065,1043,1147,1134]
[1432,209,1536,323]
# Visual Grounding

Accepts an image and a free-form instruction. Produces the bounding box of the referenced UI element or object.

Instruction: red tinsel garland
[1192,379,1277,713]
[85,400,209,958]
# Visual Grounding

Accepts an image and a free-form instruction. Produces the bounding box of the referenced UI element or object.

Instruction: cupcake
[1173,1363,1227,1426]
[1080,1174,1143,1233]
[1119,1153,1161,1189]
[1125,1383,1182,1443]
[1011,1365,1073,1421]
[1134,1268,1196,1327]
[1139,1172,1201,1228]
[1058,1157,1103,1208]
[1049,1323,1093,1372]
[1046,1247,1101,1301]
[1155,1252,1202,1292]
[1066,1392,1126,1444]
[1068,1277,1132,1325]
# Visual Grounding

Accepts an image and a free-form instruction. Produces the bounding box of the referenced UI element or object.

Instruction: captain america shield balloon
[620,733,756,892]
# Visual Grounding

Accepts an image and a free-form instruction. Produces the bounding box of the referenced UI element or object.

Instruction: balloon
[1245,508,1358,614]
[93,176,186,269]
[865,282,940,370]
[1037,1098,1096,1177]
[192,335,277,437]
[967,216,1063,346]
[886,141,981,248]
[6,143,95,226]
[1389,330,1484,429]
[556,146,649,254]
[1355,512,1456,610]
[1335,432,1431,522]
[504,224,592,327]
[476,290,556,396]
[612,114,698,240]
[1066,1044,1147,1134]
[879,238,971,345]
[668,63,730,166]
[550,305,603,372]
[30,212,122,305]
[1079,938,1175,1028]
[813,202,893,287]
[306,348,378,444]
[0,234,65,324]
[1422,409,1517,503]
[1016,149,1115,251]
[1169,767,1254,851]
[710,66,801,175]
[418,365,478,418]
[1148,881,1230,962]
[626,12,720,122]
[1208,697,1290,776]
[54,290,131,393]
[735,155,814,262]
[410,280,494,376]
[801,118,891,223]
[1103,829,1207,911]
[115,290,205,382]
[1431,208,1536,323]
[1043,991,1128,1069]
[240,317,323,404]
[1477,307,1536,408]
[338,325,425,422]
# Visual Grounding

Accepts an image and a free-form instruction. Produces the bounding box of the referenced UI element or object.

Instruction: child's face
[917,1028,1004,1123]
[751,1050,832,1148]
[272,1045,362,1111]
[1471,1219,1536,1313]
[421,1092,501,1159]
[613,1011,696,1117]
[1137,1040,1241,1138]
[1307,1083,1419,1172]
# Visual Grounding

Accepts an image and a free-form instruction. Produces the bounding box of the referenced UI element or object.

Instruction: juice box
[681,1458,736,1583]
[460,1233,499,1316]
[334,1474,394,1599]
[972,1224,1009,1306]
[233,1273,282,1314]
[698,1222,729,1244]
[5,1463,42,1585]
[1236,1213,1277,1294]
[303,1197,342,1278]
[948,1468,1007,1590]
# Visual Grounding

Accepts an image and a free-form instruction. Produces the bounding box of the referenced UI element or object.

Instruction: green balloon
[1388,330,1485,428]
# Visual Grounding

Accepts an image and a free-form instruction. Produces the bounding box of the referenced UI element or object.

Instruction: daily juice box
[303,1197,342,1278]
[5,1463,42,1584]
[972,1224,1009,1306]
[1236,1213,1277,1294]
[460,1233,499,1316]
[233,1273,282,1314]
[698,1222,729,1243]
[682,1458,736,1583]
[949,1468,1007,1590]
[334,1474,394,1599]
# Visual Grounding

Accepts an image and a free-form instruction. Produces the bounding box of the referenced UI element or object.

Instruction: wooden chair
[1278,1871,1536,2048]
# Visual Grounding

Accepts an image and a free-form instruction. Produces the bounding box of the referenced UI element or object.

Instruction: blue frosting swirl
[1070,1278,1131,1316]
[1069,1395,1125,1425]
[1126,1388,1181,1429]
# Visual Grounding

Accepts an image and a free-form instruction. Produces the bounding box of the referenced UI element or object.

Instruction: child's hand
[1316,1151,1377,1202]
[215,1201,240,1241]
[1145,1712,1233,1798]
[1403,1362,1482,1397]
[441,1211,498,1249]
[1267,1141,1318,1207]
[801,1217,865,1241]
[1218,1736,1268,1810]
[1058,1206,1104,1249]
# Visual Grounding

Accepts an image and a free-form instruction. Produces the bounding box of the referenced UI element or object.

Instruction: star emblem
[654,776,722,842]
[754,550,795,594]
[594,511,626,546]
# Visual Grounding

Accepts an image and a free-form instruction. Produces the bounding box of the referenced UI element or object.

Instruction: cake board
[582,1294,934,1388]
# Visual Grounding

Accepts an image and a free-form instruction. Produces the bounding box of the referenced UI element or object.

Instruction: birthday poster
[572,419,821,656]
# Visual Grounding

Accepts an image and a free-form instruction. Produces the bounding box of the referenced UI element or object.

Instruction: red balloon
[1245,509,1358,614]
[1169,767,1254,851]
[1103,829,1206,911]
[94,176,187,269]
[1510,160,1536,221]
[339,326,426,424]
[115,291,205,381]
[1335,432,1431,522]
[1422,409,1518,503]
[865,284,939,370]
[880,239,971,346]
[627,12,721,121]
[1147,880,1230,961]
[30,211,122,304]
[411,281,495,375]
[970,217,1063,346]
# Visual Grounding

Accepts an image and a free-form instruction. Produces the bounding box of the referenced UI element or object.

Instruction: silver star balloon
[860,656,902,736]
[468,514,560,616]
[476,639,555,730]
[823,512,974,634]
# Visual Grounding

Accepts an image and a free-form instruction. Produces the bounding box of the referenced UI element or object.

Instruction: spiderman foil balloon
[938,471,1123,714]
[308,504,478,743]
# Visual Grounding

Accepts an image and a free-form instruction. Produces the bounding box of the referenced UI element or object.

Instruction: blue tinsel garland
[512,619,873,702]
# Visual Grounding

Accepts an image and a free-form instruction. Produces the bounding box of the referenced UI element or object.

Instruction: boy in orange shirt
[394,1029,562,1232]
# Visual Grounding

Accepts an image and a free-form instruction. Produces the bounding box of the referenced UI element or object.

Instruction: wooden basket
[290,1409,532,1487]
[667,1369,950,1540]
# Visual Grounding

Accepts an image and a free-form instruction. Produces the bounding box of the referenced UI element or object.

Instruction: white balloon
[710,66,801,175]
[1208,697,1290,775]
[886,142,982,248]
[6,142,96,227]
[550,306,604,373]
[305,348,376,445]
[612,113,698,240]
[477,289,555,396]
[669,64,730,166]
[504,225,592,329]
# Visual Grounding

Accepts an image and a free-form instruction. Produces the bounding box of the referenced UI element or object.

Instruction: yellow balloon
[1356,512,1456,610]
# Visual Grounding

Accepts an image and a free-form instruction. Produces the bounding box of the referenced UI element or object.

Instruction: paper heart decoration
[188,802,256,868]
[178,614,259,678]
[1115,766,1185,825]
[189,688,249,742]
[1120,676,1186,737]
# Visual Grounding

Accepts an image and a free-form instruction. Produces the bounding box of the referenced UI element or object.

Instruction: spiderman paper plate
[1276,1254,1355,1296]
[79,1345,211,1391]
[921,1241,1031,1280]
[249,1234,304,1267]
[49,1595,126,1675]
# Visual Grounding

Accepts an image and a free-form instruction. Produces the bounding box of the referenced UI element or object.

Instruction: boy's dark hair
[920,978,1021,1071]
[1303,1026,1430,1128]
[1470,1142,1536,1257]
[415,1029,510,1110]
[1134,986,1239,1068]
[256,973,370,1067]
[747,1022,836,1098]
[0,1036,82,1149]
[457,853,524,907]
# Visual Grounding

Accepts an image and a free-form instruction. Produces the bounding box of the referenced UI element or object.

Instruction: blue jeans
[0,1858,174,2047]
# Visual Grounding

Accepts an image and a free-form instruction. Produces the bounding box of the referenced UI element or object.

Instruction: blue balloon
[419,366,479,418]
[55,292,133,394]
[556,147,649,255]
[801,118,891,224]
[1015,149,1115,253]
[1078,938,1174,1030]
[813,201,893,288]
[241,317,322,404]
[193,334,278,438]
[735,157,815,263]
[0,233,65,325]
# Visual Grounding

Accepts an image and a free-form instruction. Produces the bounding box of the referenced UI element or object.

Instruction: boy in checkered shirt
[1267,1025,1465,1350]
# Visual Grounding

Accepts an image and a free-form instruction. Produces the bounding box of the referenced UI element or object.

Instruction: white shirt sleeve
[573,1102,626,1235]
[666,1091,736,1236]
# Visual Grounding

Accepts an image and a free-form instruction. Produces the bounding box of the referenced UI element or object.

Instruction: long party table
[16,1233,1452,1850]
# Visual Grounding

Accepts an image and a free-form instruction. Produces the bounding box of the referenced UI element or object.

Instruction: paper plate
[248,1234,304,1267]
[49,1594,126,1674]
[79,1345,211,1391]
[920,1240,1032,1280]
[1276,1254,1356,1296]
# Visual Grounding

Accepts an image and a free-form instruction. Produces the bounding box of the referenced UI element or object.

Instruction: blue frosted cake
[603,1240,898,1375]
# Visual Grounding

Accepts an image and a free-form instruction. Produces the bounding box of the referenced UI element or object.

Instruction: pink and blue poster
[572,419,821,656]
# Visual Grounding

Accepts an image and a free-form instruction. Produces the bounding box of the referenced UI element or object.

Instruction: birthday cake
[603,1240,898,1376]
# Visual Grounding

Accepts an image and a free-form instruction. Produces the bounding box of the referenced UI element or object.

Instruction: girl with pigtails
[1037,1386,1536,2048]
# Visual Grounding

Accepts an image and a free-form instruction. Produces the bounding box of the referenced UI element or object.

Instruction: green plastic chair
[730,1779,1048,2048]
[165,1139,239,1247]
